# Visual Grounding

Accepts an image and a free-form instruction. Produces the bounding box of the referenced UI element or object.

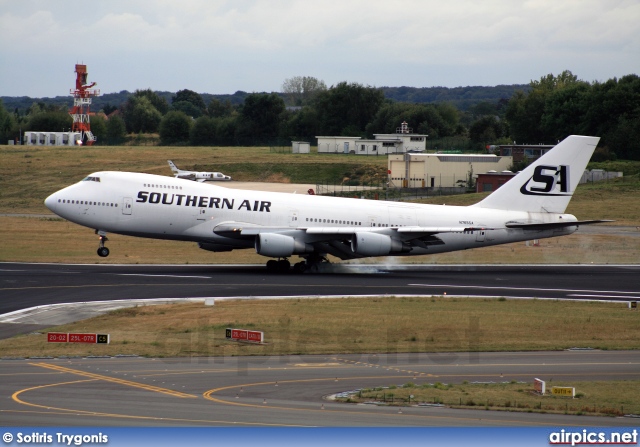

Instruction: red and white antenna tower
[69,64,100,145]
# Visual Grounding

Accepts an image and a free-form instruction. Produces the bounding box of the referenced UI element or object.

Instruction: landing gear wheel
[277,259,290,272]
[293,262,307,274]
[96,232,109,257]
[266,259,278,272]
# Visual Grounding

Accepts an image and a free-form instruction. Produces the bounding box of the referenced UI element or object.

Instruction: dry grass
[340,380,640,416]
[1,298,638,358]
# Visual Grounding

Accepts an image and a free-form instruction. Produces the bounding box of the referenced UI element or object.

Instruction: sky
[1,0,639,98]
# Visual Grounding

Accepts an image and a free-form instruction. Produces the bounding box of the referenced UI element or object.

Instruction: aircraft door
[475,230,486,242]
[122,197,132,215]
[289,210,299,227]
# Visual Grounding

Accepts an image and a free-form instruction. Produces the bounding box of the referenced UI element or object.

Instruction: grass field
[2,298,638,357]
[336,380,640,417]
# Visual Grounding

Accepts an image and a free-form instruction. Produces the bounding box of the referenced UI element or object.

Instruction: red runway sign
[226,328,264,343]
[47,332,68,343]
[47,333,110,344]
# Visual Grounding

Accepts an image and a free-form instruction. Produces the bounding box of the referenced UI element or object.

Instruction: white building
[23,131,83,146]
[317,122,427,156]
[291,141,310,153]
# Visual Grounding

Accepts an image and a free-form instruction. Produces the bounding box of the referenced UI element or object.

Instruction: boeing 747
[45,135,609,272]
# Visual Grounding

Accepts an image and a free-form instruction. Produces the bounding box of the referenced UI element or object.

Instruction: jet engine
[255,233,313,257]
[351,232,410,257]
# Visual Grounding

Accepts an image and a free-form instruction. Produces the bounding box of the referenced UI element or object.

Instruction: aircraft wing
[213,222,486,238]
[175,173,197,180]
[212,222,494,259]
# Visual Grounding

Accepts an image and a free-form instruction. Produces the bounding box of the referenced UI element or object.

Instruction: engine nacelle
[351,232,408,257]
[255,233,313,258]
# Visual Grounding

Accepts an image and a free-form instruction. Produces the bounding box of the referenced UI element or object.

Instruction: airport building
[388,152,513,189]
[316,122,427,155]
[497,143,555,163]
[23,131,83,146]
[291,141,311,153]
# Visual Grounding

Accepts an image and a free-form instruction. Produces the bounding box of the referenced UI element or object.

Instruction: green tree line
[1,71,638,160]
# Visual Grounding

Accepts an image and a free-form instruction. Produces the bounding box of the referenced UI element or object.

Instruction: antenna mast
[69,64,100,145]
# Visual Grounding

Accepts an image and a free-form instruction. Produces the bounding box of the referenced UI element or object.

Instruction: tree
[208,98,234,118]
[172,100,204,118]
[469,116,504,146]
[190,116,217,146]
[122,96,163,133]
[313,82,384,135]
[102,103,118,115]
[282,76,327,106]
[365,102,456,138]
[159,111,192,145]
[237,93,286,144]
[0,99,17,144]
[132,89,169,114]
[540,82,591,141]
[105,114,127,145]
[26,111,72,132]
[506,70,581,144]
[89,114,107,144]
[172,89,206,116]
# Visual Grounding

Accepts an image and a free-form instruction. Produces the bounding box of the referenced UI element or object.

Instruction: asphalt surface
[2,351,639,427]
[2,262,640,338]
[1,262,639,427]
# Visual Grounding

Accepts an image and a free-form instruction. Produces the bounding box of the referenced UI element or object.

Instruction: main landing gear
[265,254,331,274]
[96,230,109,257]
[266,258,290,273]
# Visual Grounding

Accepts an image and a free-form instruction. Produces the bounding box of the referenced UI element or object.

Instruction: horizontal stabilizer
[505,220,613,230]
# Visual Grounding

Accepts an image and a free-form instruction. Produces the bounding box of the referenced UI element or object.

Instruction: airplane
[168,160,231,182]
[45,135,609,273]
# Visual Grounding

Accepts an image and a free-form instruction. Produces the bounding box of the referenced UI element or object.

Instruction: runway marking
[410,283,639,296]
[116,274,212,279]
[331,357,437,377]
[569,294,640,299]
[30,362,197,398]
[202,377,565,426]
[10,379,307,426]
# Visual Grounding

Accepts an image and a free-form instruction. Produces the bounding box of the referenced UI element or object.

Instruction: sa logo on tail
[520,165,570,196]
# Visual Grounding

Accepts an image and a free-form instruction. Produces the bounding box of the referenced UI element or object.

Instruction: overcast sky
[1,0,638,98]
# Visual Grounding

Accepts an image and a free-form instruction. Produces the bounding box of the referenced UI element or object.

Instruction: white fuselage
[45,171,577,259]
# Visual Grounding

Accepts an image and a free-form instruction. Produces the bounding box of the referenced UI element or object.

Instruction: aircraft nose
[44,192,58,213]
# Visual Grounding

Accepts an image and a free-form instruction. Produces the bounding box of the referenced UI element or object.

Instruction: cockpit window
[82,176,101,182]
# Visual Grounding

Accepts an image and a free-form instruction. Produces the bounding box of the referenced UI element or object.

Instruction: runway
[2,351,639,427]
[1,262,639,426]
[2,262,640,337]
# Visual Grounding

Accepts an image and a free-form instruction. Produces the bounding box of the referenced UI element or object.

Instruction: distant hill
[2,84,530,114]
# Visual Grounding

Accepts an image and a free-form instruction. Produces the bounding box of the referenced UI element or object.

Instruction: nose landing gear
[96,230,109,257]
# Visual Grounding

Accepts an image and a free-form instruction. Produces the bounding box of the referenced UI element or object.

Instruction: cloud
[0,0,638,96]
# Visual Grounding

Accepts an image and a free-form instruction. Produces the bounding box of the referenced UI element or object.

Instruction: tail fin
[472,135,599,213]
[167,160,180,173]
